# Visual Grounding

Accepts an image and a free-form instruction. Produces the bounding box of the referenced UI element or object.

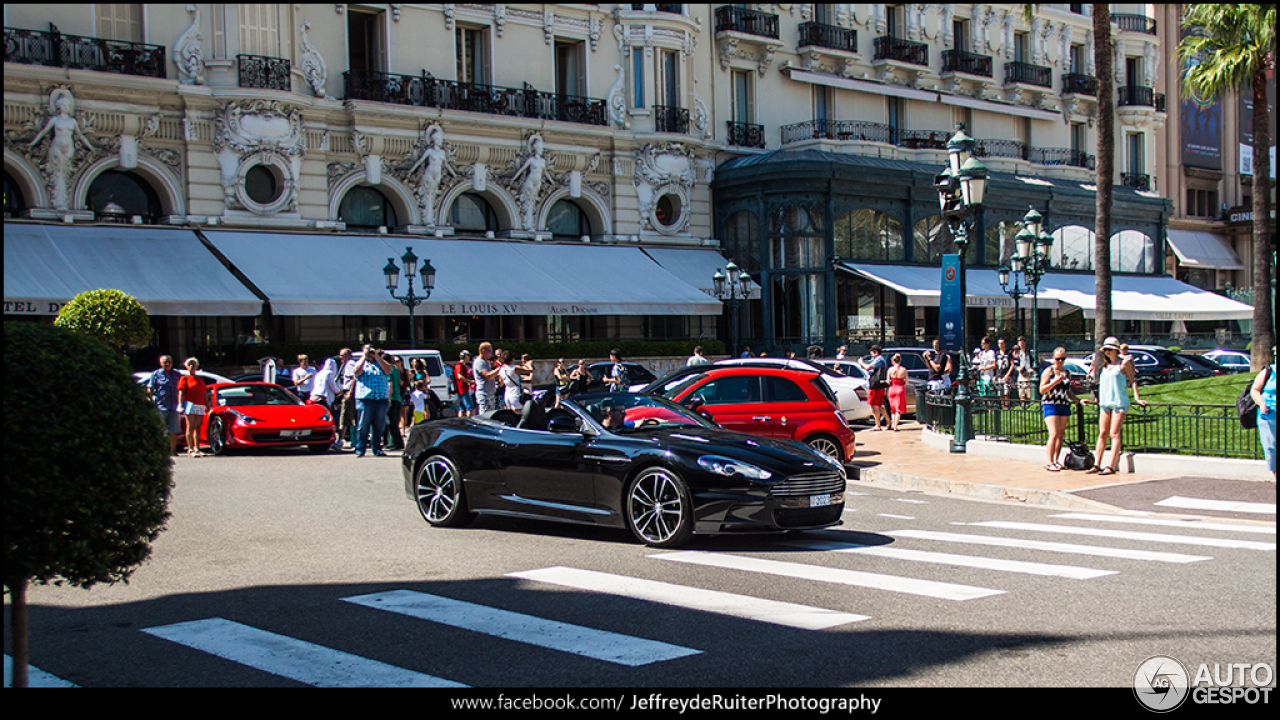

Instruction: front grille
[770,472,844,497]
[774,505,843,528]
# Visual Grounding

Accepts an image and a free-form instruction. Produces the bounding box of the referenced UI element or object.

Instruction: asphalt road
[5,448,1275,692]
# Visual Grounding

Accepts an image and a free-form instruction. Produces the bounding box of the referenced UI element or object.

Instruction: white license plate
[281,429,312,438]
[809,494,831,508]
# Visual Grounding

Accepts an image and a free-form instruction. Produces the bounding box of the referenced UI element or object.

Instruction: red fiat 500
[658,366,855,462]
[201,382,335,454]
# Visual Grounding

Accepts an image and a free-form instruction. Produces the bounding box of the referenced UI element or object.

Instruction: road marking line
[967,521,1276,551]
[1152,496,1276,515]
[142,617,465,687]
[508,566,869,630]
[894,498,930,504]
[785,540,1117,580]
[1049,513,1276,534]
[343,589,699,666]
[878,513,915,520]
[888,529,1213,564]
[4,655,78,688]
[651,551,1004,601]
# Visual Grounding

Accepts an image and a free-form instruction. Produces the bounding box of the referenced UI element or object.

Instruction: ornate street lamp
[713,260,752,357]
[384,246,436,349]
[934,123,988,453]
[997,208,1054,398]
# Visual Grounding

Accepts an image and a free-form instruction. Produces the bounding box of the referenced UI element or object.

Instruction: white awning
[3,223,263,316]
[1037,273,1254,321]
[642,247,761,299]
[201,231,722,316]
[839,263,1060,309]
[1166,229,1243,270]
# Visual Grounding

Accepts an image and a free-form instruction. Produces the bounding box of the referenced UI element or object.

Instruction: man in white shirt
[686,346,710,366]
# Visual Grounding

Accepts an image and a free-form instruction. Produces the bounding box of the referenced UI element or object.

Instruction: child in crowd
[410,379,431,425]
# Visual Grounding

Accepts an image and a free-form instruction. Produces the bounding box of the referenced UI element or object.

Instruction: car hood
[223,403,329,424]
[637,426,844,475]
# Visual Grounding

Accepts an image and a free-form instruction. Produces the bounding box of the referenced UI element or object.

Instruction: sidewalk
[847,420,1195,511]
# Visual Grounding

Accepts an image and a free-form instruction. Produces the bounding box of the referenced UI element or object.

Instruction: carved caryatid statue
[29,87,95,211]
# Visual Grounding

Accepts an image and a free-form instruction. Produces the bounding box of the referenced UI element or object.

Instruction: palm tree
[1179,4,1276,371]
[1092,4,1114,343]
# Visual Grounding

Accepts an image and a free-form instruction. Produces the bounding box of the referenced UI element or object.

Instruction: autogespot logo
[1134,655,1191,712]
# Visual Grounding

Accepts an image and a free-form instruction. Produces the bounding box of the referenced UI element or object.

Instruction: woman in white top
[498,349,523,410]
[1083,336,1146,475]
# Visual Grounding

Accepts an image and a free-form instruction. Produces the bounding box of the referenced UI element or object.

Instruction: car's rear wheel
[805,434,844,462]
[626,467,693,548]
[207,415,228,455]
[415,454,474,527]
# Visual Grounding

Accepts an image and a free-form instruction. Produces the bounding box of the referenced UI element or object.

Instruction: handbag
[869,360,890,390]
[1237,367,1269,430]
[1062,402,1095,471]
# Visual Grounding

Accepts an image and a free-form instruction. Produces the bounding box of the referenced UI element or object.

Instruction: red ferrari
[659,366,856,463]
[201,382,336,454]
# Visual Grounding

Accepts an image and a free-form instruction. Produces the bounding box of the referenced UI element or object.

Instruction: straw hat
[1101,337,1120,351]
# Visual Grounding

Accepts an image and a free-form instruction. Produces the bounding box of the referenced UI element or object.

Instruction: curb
[849,464,1127,512]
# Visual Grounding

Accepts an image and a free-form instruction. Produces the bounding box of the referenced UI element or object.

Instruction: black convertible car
[402,392,846,547]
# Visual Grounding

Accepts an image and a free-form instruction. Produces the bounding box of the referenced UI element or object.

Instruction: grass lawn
[1134,373,1256,406]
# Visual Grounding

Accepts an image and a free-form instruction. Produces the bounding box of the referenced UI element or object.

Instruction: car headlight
[229,409,261,425]
[698,455,772,480]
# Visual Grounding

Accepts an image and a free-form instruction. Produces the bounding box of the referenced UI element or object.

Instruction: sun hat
[1102,337,1120,351]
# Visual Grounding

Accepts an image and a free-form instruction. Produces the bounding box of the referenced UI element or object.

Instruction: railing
[780,118,892,144]
[1004,61,1052,88]
[714,5,779,39]
[797,21,857,53]
[1062,73,1097,96]
[1028,147,1095,169]
[653,104,690,134]
[237,54,291,91]
[4,24,166,78]
[941,49,993,78]
[873,36,929,66]
[1113,13,1157,36]
[1122,172,1152,191]
[922,394,1264,460]
[342,70,606,126]
[974,138,1028,161]
[1118,84,1156,108]
[727,120,766,148]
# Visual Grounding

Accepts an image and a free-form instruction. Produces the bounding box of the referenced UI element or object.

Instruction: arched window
[448,192,499,234]
[982,220,1019,268]
[1052,224,1094,270]
[834,209,903,262]
[723,209,760,273]
[338,185,397,230]
[1111,229,1155,273]
[5,170,27,217]
[87,169,162,222]
[914,215,950,264]
[547,198,591,240]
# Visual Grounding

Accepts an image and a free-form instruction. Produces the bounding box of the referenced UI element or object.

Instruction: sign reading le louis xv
[437,303,602,315]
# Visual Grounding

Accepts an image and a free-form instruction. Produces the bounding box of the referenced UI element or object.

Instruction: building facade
[4,4,1258,363]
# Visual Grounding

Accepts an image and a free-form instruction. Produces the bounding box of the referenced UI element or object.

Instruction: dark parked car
[403,393,847,547]
[1203,349,1251,374]
[1174,352,1228,379]
[1125,345,1185,385]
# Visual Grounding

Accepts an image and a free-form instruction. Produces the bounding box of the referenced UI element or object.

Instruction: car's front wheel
[207,415,228,455]
[626,467,693,548]
[805,433,844,463]
[415,454,475,527]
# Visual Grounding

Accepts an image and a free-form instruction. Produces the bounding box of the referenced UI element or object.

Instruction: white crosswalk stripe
[1152,496,1276,514]
[651,551,1005,600]
[342,589,700,666]
[784,539,1118,579]
[963,521,1277,551]
[509,566,869,629]
[142,617,465,687]
[4,655,78,688]
[1049,513,1276,534]
[887,528,1214,563]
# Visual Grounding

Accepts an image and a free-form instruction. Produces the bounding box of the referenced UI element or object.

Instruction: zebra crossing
[9,503,1274,688]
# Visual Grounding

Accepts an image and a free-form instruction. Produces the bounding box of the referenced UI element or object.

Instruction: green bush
[4,322,172,591]
[54,288,152,350]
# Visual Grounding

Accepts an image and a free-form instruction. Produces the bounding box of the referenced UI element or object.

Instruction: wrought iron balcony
[1113,13,1157,35]
[4,24,166,78]
[726,120,766,148]
[974,139,1029,161]
[714,5,779,39]
[1004,61,1052,88]
[1029,147,1095,169]
[941,49,993,77]
[342,70,606,126]
[1118,84,1157,108]
[237,54,290,91]
[653,104,690,134]
[780,119,892,144]
[873,36,928,66]
[1122,172,1152,191]
[797,21,857,53]
[1062,73,1097,96]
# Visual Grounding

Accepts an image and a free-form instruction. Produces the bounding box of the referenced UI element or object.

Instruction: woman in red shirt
[178,357,208,456]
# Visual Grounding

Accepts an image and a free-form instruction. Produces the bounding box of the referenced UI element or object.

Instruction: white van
[386,348,455,410]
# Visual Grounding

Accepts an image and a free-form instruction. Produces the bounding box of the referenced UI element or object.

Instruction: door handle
[752,415,771,422]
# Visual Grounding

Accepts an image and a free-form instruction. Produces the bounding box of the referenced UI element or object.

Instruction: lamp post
[934,124,989,453]
[998,206,1054,399]
[713,260,753,357]
[383,246,436,349]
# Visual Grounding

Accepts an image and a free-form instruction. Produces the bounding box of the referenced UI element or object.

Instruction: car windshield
[217,384,302,407]
[572,392,716,433]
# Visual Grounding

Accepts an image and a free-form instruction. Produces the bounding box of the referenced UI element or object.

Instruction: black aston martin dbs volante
[402,392,846,547]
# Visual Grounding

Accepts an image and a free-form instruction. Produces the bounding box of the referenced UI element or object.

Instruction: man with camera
[351,344,394,457]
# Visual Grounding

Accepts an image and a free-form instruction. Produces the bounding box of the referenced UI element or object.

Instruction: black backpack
[1237,366,1270,430]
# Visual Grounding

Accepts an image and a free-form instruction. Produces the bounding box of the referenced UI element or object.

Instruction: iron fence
[921,393,1264,460]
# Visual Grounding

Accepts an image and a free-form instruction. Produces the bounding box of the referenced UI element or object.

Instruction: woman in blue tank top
[1083,337,1146,475]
